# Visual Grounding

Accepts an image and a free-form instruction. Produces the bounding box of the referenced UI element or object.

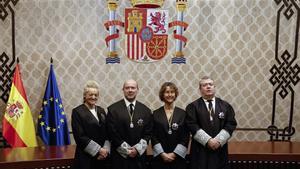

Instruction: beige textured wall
[0,0,299,141]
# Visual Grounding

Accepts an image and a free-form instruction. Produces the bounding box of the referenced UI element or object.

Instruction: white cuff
[103,140,111,153]
[84,140,101,156]
[214,129,231,147]
[153,143,164,157]
[193,129,212,146]
[116,142,130,158]
[173,144,187,158]
[133,139,148,155]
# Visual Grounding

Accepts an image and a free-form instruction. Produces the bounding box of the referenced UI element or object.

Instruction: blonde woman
[72,81,110,169]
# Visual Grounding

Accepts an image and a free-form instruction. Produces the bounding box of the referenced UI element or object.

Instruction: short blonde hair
[83,80,99,102]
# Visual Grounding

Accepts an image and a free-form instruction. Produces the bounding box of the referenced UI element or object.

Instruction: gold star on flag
[40,121,45,126]
[50,97,53,101]
[59,104,63,108]
[60,119,64,123]
[57,125,60,129]
[52,128,56,132]
[55,99,59,103]
[61,111,65,115]
[43,100,48,105]
[38,115,42,119]
[46,126,51,131]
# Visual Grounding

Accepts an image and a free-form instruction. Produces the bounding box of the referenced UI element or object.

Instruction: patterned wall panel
[0,0,299,141]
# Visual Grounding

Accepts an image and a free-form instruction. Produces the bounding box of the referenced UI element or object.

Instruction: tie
[129,103,134,116]
[208,100,214,117]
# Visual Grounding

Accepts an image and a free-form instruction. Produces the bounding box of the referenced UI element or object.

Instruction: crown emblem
[130,0,164,8]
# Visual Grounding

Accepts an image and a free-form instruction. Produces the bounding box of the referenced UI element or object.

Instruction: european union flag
[38,64,70,145]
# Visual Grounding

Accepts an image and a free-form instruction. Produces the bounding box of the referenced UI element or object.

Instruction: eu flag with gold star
[38,63,70,145]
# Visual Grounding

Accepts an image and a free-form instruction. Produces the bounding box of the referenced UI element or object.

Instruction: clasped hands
[207,138,221,151]
[96,148,109,160]
[161,152,176,163]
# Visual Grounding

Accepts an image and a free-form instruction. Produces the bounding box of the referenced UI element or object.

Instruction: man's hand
[128,147,138,158]
[97,148,109,160]
[207,138,221,150]
[160,152,175,162]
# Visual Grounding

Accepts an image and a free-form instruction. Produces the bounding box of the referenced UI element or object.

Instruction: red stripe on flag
[13,64,29,104]
[2,118,27,147]
[127,35,130,59]
[137,36,140,60]
[131,35,135,60]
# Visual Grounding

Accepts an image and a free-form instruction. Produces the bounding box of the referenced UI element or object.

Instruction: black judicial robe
[71,104,109,169]
[107,99,153,169]
[185,97,237,169]
[151,106,189,169]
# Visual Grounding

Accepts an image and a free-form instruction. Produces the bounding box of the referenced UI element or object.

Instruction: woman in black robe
[71,81,110,169]
[151,82,190,169]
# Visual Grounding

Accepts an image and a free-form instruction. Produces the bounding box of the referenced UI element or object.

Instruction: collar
[124,98,136,107]
[202,97,215,103]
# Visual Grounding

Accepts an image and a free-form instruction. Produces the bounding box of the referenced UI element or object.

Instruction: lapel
[81,104,100,125]
[96,106,105,125]
[214,98,225,126]
[171,107,179,124]
[160,106,170,130]
[120,99,132,121]
[134,101,140,113]
[214,98,220,119]
[199,98,211,122]
[133,101,143,118]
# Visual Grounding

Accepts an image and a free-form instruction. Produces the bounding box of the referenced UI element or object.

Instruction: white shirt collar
[124,98,136,108]
[89,108,99,121]
[203,97,215,102]
[203,97,215,109]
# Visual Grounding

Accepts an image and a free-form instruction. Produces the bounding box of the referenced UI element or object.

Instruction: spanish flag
[2,64,38,147]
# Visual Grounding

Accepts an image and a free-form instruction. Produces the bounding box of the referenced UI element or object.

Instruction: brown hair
[159,82,179,101]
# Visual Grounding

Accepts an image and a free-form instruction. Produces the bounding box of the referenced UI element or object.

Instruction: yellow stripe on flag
[4,84,37,147]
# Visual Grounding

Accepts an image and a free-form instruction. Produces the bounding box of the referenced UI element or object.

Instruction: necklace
[128,104,135,128]
[164,106,174,135]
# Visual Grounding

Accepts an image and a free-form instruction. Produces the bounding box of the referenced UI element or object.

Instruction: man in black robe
[107,79,153,169]
[185,76,237,169]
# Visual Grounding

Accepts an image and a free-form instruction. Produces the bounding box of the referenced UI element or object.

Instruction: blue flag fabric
[38,64,70,145]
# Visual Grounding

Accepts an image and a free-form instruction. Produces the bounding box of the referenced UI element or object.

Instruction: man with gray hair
[185,76,237,169]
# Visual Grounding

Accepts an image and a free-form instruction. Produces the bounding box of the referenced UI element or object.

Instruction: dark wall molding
[0,0,19,102]
[268,0,300,141]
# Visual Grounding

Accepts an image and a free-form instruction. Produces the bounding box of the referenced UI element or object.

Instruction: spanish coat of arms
[104,0,188,64]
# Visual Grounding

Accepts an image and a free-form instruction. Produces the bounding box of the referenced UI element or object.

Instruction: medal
[172,123,179,130]
[130,122,134,128]
[165,106,174,135]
